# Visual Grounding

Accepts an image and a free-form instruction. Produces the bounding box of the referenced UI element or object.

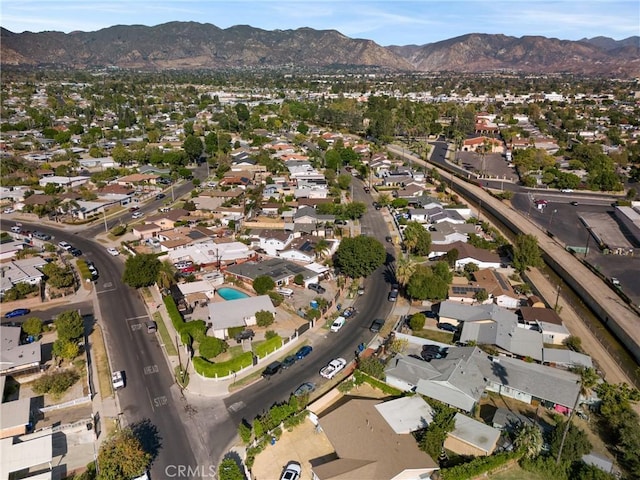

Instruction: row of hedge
[194,352,254,378]
[353,370,403,396]
[163,295,206,345]
[441,451,522,480]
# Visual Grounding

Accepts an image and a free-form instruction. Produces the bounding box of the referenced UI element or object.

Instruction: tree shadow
[490,360,509,389]
[130,418,162,462]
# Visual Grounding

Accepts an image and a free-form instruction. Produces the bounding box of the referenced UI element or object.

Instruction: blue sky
[1,1,638,46]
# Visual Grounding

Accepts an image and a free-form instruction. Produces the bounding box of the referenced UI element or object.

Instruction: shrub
[32,370,79,395]
[255,309,274,327]
[22,317,43,337]
[267,291,283,306]
[264,330,278,340]
[409,313,426,331]
[441,451,521,480]
[111,224,127,236]
[293,274,304,285]
[253,275,275,294]
[52,338,80,360]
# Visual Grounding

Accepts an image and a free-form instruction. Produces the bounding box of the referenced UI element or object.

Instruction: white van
[276,287,294,297]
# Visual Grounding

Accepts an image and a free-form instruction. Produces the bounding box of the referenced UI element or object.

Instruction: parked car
[280,461,301,480]
[276,287,294,297]
[145,321,157,333]
[295,345,313,360]
[437,322,458,332]
[330,316,346,332]
[262,361,283,378]
[369,318,385,333]
[32,231,51,241]
[69,247,82,257]
[293,382,316,397]
[388,283,399,302]
[308,283,326,294]
[4,308,31,318]
[112,370,125,389]
[342,306,357,318]
[282,355,297,369]
[107,247,120,256]
[234,329,255,343]
[422,310,438,319]
[58,241,72,250]
[320,358,347,379]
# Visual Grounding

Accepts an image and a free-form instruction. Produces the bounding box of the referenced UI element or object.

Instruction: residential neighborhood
[0,67,638,480]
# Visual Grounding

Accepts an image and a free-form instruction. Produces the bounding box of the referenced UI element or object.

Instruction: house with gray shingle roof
[443,301,543,361]
[225,257,319,287]
[207,295,275,339]
[479,355,581,410]
[385,347,490,412]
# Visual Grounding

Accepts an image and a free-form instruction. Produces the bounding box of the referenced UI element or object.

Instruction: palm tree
[314,238,331,259]
[156,260,177,294]
[514,423,543,459]
[395,257,417,289]
[556,366,599,464]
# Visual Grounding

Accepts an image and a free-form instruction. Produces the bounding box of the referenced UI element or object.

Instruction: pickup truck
[112,371,125,389]
[320,358,347,379]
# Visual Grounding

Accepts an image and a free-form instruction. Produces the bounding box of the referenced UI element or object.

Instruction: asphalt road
[0,220,200,478]
[1,168,209,477]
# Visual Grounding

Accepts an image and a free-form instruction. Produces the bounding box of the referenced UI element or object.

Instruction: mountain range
[1,22,638,77]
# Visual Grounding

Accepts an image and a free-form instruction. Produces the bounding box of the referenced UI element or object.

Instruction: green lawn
[153,311,178,356]
[413,329,455,344]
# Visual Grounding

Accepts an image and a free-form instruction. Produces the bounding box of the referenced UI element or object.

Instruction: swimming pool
[217,287,250,301]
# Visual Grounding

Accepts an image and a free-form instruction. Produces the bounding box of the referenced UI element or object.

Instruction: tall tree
[512,233,543,273]
[335,235,386,278]
[122,254,162,288]
[403,221,432,256]
[395,257,417,288]
[97,428,151,480]
[54,310,84,342]
[182,134,203,163]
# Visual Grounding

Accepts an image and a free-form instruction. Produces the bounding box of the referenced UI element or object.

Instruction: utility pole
[102,208,108,233]
[554,284,561,311]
